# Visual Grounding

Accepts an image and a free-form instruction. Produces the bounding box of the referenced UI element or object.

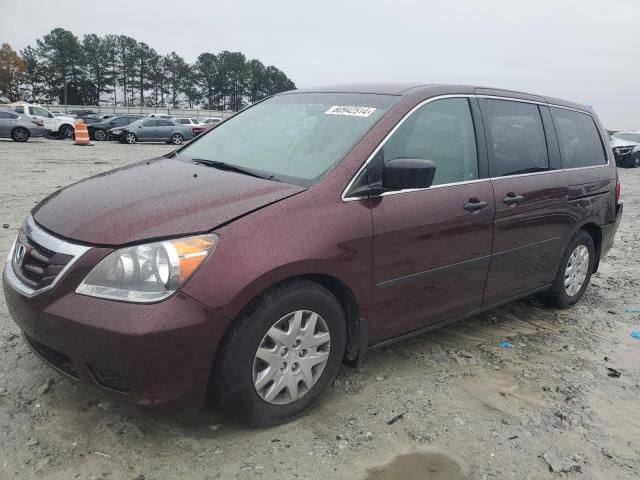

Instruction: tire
[11,127,30,142]
[631,152,640,168]
[57,124,73,140]
[214,280,347,427]
[93,129,107,141]
[124,132,137,144]
[171,133,184,145]
[539,230,595,309]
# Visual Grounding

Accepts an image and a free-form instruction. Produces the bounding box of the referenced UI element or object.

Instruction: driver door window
[29,106,50,117]
[380,98,479,186]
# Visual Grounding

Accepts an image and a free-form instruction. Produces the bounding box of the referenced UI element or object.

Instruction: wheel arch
[579,222,603,273]
[217,273,367,367]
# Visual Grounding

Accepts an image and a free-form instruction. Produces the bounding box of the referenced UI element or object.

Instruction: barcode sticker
[324,105,377,117]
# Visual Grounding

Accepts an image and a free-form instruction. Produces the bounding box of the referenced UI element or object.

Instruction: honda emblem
[14,243,26,267]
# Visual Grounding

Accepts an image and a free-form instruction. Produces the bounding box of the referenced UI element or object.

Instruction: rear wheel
[214,280,347,427]
[171,133,184,145]
[11,127,30,142]
[539,230,595,309]
[124,132,137,144]
[93,129,107,141]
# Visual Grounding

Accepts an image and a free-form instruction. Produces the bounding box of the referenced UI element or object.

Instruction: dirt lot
[0,138,638,480]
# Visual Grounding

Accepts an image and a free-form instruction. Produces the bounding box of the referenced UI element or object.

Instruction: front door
[365,97,494,342]
[478,98,570,304]
[28,106,55,131]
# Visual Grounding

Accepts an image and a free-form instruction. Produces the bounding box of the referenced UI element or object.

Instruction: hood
[610,137,640,148]
[32,157,305,246]
[57,115,76,123]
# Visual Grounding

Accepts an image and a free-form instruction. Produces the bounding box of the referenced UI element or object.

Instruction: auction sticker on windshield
[324,105,377,117]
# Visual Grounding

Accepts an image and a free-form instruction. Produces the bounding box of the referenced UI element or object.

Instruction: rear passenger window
[381,98,478,186]
[481,99,549,177]
[158,120,174,126]
[550,108,607,168]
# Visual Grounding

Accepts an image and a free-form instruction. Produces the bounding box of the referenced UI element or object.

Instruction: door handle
[463,198,489,212]
[503,192,524,205]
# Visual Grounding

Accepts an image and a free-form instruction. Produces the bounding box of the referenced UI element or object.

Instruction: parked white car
[174,117,204,126]
[9,103,75,138]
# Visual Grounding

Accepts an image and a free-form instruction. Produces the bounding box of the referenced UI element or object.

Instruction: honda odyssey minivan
[3,84,622,426]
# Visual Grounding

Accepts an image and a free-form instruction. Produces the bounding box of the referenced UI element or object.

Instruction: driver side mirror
[382,158,436,190]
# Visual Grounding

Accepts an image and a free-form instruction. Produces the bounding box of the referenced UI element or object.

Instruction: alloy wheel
[171,134,183,145]
[564,244,589,296]
[125,133,136,144]
[12,128,29,142]
[61,126,73,138]
[252,310,331,405]
[94,129,106,141]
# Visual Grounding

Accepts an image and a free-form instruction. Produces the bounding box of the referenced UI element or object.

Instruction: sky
[1,0,639,129]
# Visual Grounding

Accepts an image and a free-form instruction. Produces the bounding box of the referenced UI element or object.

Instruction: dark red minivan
[3,84,622,426]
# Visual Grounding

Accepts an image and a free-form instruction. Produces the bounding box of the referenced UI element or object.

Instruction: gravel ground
[0,138,639,480]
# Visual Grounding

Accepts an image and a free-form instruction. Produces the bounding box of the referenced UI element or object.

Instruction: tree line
[0,28,296,111]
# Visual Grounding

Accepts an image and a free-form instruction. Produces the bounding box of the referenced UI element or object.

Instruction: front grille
[89,365,131,392]
[24,334,79,378]
[12,229,73,291]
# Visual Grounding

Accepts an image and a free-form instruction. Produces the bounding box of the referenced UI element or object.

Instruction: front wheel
[171,133,184,145]
[11,127,30,142]
[631,152,640,168]
[124,132,137,144]
[539,231,595,309]
[57,124,73,140]
[214,280,347,427]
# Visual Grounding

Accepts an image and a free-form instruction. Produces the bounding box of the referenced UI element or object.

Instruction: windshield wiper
[190,158,278,182]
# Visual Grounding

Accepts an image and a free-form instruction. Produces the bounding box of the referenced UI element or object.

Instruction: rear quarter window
[550,108,607,168]
[14,106,24,114]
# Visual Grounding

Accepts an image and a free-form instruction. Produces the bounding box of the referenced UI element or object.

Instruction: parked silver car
[115,118,195,145]
[0,111,47,142]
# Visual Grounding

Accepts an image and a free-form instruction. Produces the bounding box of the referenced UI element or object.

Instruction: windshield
[613,132,640,143]
[177,92,397,186]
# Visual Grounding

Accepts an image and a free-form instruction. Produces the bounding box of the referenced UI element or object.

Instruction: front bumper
[3,257,230,411]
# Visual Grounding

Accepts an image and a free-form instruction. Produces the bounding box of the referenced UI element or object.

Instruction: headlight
[615,146,633,155]
[111,129,122,134]
[76,234,219,302]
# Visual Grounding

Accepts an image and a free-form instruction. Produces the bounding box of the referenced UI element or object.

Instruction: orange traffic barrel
[74,120,91,146]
